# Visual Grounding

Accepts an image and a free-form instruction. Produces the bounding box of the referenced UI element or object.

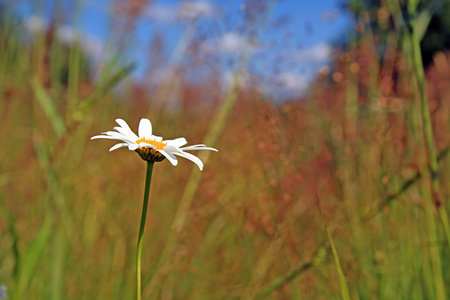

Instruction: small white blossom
[91,118,217,170]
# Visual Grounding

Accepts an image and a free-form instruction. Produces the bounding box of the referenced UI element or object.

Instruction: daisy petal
[91,135,129,141]
[115,119,139,140]
[181,145,218,151]
[109,143,129,151]
[138,118,152,138]
[114,126,138,141]
[102,131,134,142]
[158,150,178,166]
[165,138,188,148]
[164,144,182,154]
[138,142,156,149]
[116,119,137,138]
[128,143,139,151]
[174,152,204,170]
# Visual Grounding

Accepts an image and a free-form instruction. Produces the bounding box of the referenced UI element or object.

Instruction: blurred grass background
[1,0,450,299]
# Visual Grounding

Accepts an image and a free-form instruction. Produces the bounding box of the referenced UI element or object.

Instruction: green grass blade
[73,62,136,121]
[326,228,351,300]
[49,229,66,300]
[31,76,67,137]
[255,246,327,298]
[14,217,53,300]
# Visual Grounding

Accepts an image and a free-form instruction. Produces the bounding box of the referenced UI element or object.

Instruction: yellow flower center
[136,138,167,150]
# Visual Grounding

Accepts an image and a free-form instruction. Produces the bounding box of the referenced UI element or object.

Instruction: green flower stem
[136,161,154,300]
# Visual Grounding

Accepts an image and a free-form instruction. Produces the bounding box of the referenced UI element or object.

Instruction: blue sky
[15,0,353,99]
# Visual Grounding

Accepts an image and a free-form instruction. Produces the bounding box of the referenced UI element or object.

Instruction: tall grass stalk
[254,246,327,298]
[406,0,450,248]
[405,1,448,298]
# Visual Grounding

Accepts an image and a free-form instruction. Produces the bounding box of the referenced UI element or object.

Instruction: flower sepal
[135,147,166,163]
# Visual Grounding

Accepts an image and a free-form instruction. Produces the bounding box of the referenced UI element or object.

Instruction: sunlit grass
[0,1,449,299]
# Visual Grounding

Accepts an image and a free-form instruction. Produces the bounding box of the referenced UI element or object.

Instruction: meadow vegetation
[0,0,449,299]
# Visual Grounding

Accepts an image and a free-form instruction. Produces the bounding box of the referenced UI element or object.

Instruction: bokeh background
[1,0,450,299]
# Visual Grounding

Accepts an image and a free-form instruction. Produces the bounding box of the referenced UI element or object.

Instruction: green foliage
[420,1,450,65]
[345,0,450,65]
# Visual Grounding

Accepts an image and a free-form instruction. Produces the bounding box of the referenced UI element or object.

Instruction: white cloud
[202,32,257,55]
[145,1,217,23]
[24,15,46,33]
[295,43,332,63]
[178,1,217,20]
[55,26,104,59]
[260,71,312,100]
[276,71,309,93]
[23,18,103,59]
[220,32,249,53]
[56,26,78,44]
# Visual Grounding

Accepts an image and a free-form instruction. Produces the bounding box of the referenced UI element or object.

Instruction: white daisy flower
[91,118,218,170]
